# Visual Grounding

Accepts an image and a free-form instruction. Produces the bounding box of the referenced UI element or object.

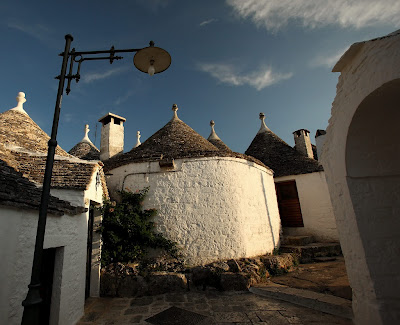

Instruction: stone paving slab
[77,290,353,325]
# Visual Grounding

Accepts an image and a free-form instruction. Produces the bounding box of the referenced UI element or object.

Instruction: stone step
[281,235,315,246]
[313,256,337,262]
[280,242,342,264]
[250,283,353,320]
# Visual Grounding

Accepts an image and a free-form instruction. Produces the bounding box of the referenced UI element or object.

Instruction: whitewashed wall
[52,167,104,298]
[107,157,281,265]
[323,32,400,325]
[0,205,87,325]
[275,171,338,242]
[0,168,104,325]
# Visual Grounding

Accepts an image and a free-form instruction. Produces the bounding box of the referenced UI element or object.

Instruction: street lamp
[21,34,171,325]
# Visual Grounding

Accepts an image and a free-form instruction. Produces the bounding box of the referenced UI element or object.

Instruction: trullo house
[0,93,108,325]
[101,104,282,265]
[246,113,338,242]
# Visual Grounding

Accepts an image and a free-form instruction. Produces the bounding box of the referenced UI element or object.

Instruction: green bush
[98,188,178,267]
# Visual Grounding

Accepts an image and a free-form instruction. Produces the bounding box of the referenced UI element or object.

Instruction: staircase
[280,235,342,264]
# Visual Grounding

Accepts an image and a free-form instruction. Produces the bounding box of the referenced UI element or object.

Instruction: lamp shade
[133,42,171,75]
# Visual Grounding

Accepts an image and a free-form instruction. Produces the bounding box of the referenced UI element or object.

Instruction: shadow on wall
[261,173,278,248]
[345,78,400,313]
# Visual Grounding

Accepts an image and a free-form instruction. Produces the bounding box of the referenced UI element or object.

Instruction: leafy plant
[98,188,179,267]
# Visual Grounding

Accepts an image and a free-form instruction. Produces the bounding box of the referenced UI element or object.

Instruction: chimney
[293,129,314,159]
[315,129,327,160]
[98,112,126,160]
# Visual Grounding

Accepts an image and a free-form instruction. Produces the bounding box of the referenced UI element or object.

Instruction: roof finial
[81,124,94,144]
[11,92,28,115]
[171,103,180,120]
[208,120,221,140]
[258,112,270,134]
[134,131,141,148]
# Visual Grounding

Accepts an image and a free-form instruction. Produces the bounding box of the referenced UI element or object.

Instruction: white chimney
[293,129,314,159]
[315,129,327,160]
[98,112,126,160]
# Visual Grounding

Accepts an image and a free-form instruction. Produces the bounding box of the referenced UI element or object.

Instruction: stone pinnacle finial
[258,112,270,134]
[208,120,221,140]
[171,103,180,120]
[134,131,141,148]
[11,92,28,115]
[81,124,93,144]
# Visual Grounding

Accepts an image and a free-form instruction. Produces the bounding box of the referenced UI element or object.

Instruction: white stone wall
[0,168,104,325]
[323,33,400,325]
[107,157,281,265]
[0,206,87,325]
[315,134,326,161]
[52,167,104,298]
[275,171,338,242]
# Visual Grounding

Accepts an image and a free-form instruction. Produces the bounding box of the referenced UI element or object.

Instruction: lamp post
[21,34,171,325]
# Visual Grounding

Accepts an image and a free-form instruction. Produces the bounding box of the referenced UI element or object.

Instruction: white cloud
[114,89,136,106]
[226,0,400,31]
[199,18,218,27]
[7,21,51,42]
[62,113,73,123]
[82,66,128,84]
[311,47,349,69]
[198,63,292,90]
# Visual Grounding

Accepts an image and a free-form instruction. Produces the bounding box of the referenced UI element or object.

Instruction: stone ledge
[249,283,353,320]
[100,253,300,297]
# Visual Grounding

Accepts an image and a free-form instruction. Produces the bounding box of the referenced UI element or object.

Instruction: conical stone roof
[69,125,100,160]
[207,120,232,152]
[245,113,323,177]
[105,104,266,171]
[0,94,108,193]
[69,142,100,160]
[0,109,70,157]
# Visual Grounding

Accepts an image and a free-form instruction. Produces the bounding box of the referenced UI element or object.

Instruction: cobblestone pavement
[77,290,353,325]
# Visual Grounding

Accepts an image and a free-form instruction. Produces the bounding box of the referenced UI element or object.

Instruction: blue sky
[0,0,399,154]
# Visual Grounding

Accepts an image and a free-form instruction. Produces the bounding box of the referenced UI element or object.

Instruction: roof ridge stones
[245,113,323,177]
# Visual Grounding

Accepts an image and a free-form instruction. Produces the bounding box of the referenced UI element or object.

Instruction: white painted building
[323,30,400,325]
[102,105,282,265]
[246,113,338,242]
[0,93,107,325]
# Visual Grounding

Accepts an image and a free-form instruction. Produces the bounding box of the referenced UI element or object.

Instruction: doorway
[39,248,56,325]
[275,180,304,227]
[85,205,95,299]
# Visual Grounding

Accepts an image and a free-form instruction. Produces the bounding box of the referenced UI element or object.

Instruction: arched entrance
[345,79,400,323]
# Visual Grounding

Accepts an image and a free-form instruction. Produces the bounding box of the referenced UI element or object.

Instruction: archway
[345,79,400,322]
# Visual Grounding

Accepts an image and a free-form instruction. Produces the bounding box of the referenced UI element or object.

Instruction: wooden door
[275,180,304,227]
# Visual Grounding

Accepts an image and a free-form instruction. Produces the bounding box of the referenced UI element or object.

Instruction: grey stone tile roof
[0,158,86,216]
[245,129,323,177]
[69,141,100,160]
[0,110,70,157]
[104,116,266,171]
[0,108,108,192]
[208,138,232,152]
